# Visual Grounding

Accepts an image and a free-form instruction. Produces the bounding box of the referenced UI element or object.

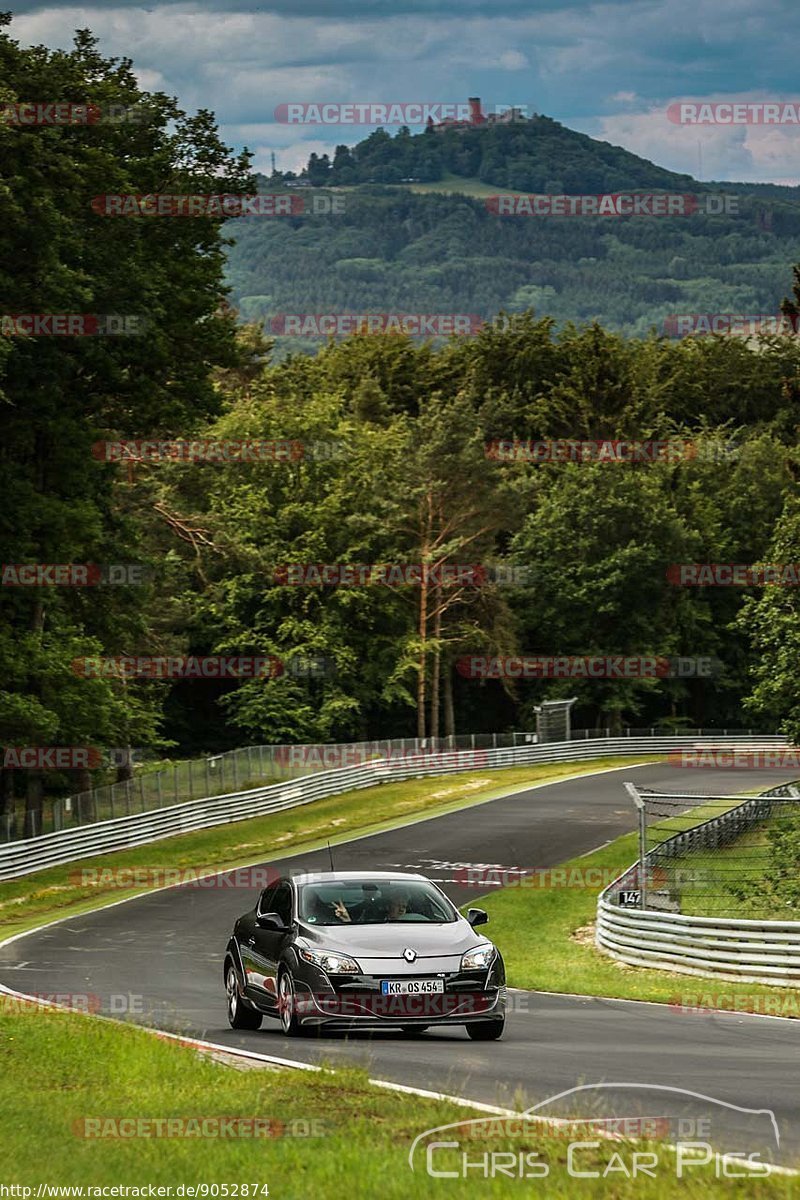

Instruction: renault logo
[403,947,417,963]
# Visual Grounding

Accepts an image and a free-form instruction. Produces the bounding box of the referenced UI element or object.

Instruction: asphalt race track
[3,762,800,1166]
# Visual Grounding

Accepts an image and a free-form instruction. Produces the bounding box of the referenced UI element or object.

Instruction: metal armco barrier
[0,734,786,882]
[597,779,800,984]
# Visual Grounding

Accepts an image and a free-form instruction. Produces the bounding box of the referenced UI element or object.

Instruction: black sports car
[224,870,506,1038]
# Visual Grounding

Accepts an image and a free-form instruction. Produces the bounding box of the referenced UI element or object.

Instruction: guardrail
[2,725,767,843]
[0,734,786,882]
[2,731,542,842]
[596,779,800,984]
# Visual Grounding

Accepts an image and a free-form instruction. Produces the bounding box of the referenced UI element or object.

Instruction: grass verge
[0,1004,793,1195]
[482,830,800,1012]
[0,757,660,942]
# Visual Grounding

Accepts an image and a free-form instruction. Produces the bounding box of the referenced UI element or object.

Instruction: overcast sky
[8,0,800,183]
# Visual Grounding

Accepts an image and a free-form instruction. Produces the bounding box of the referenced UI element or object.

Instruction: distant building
[428,97,527,133]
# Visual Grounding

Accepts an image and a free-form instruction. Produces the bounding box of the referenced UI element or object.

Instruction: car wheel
[466,1017,505,1041]
[399,1025,429,1036]
[226,965,262,1030]
[278,969,305,1036]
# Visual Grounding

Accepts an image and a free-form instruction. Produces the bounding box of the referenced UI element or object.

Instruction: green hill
[225,116,800,353]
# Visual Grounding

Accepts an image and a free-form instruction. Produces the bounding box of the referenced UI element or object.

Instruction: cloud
[595,99,800,184]
[8,0,800,184]
[497,50,528,70]
[8,0,597,13]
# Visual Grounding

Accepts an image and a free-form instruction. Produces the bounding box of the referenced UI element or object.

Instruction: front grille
[300,970,498,1020]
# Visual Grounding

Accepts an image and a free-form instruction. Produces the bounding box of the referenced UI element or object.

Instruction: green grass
[0,1004,794,1194]
[644,793,794,920]
[479,830,800,1012]
[393,171,520,198]
[670,825,773,918]
[0,757,659,942]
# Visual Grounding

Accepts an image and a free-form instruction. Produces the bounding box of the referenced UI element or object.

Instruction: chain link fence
[0,732,541,842]
[619,778,800,919]
[0,725,768,844]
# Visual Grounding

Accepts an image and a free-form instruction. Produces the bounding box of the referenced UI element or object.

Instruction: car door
[250,879,294,1010]
[241,884,277,1009]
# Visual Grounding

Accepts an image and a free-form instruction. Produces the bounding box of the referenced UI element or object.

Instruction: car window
[298,880,456,925]
[272,882,293,925]
[257,884,277,917]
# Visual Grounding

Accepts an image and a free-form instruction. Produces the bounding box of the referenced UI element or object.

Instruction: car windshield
[298,880,456,925]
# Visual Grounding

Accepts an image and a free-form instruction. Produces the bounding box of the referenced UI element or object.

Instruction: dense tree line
[227,189,800,349]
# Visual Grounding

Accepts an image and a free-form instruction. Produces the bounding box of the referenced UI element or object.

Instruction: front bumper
[291,962,507,1028]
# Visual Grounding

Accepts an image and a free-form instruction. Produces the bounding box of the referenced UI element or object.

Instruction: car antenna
[327,840,335,871]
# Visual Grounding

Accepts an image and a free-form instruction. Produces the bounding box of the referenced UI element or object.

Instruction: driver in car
[332,887,411,923]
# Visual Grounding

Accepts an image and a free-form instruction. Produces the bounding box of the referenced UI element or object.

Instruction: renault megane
[224,871,506,1038]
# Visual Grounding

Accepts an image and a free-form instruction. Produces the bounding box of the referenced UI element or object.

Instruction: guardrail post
[624,782,647,910]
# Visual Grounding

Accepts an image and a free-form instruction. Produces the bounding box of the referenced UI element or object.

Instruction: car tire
[278,968,306,1037]
[226,965,262,1030]
[399,1025,429,1036]
[466,1017,505,1041]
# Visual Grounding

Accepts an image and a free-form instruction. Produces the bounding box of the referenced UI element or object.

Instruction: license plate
[380,978,444,995]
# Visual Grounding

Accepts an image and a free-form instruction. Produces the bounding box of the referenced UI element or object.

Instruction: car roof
[286,871,429,886]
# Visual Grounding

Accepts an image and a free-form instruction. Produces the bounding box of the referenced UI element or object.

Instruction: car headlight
[461,945,494,971]
[299,948,361,974]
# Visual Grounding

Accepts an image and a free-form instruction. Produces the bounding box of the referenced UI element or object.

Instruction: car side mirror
[467,908,488,928]
[256,911,291,932]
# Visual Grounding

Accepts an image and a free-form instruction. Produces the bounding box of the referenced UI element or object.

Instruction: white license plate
[380,978,444,995]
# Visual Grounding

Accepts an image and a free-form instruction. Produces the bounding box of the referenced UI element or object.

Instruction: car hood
[298,919,486,959]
